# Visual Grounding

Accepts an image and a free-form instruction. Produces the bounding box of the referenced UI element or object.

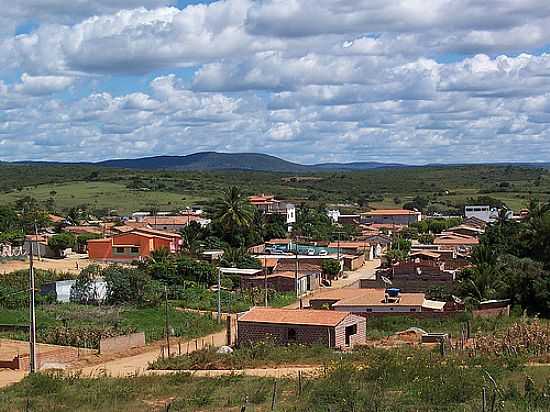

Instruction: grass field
[0,182,206,215]
[1,352,548,411]
[1,164,549,214]
[0,304,222,348]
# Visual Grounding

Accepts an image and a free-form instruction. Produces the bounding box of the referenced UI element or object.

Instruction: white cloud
[1,0,550,164]
[14,73,74,95]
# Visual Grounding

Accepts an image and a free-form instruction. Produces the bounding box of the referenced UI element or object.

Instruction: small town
[1,1,550,411]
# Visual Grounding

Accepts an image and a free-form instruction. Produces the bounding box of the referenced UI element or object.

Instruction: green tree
[322,259,341,280]
[0,205,19,232]
[103,265,156,305]
[70,265,103,304]
[212,186,254,246]
[47,233,76,257]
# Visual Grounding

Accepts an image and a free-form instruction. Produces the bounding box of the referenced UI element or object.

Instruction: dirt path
[145,366,321,378]
[0,370,26,389]
[0,255,103,275]
[76,330,230,378]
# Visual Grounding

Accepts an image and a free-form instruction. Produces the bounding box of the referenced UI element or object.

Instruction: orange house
[87,228,182,262]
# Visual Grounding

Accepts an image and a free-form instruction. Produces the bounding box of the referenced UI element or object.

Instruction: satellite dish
[381,276,392,286]
[416,267,422,276]
[452,295,463,304]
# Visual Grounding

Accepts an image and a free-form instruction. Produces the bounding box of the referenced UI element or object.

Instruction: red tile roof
[238,307,351,327]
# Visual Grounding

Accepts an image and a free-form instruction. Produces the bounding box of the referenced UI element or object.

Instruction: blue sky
[1,0,550,164]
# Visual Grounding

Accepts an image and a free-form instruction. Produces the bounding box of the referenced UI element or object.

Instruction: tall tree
[212,186,254,246]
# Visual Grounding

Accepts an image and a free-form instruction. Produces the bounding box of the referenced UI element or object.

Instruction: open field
[0,181,204,215]
[1,164,549,214]
[0,304,223,348]
[1,352,549,411]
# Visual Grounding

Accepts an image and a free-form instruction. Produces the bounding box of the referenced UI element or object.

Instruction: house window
[114,247,125,254]
[287,328,297,342]
[410,308,417,312]
[130,247,139,254]
[366,308,373,312]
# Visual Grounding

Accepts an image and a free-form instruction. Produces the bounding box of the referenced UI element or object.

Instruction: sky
[1,1,550,164]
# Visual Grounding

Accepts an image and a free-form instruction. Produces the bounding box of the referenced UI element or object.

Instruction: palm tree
[213,186,254,244]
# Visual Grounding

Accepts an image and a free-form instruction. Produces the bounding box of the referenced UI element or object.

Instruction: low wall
[354,311,465,320]
[472,305,510,318]
[99,332,145,354]
[0,358,20,369]
[18,347,81,371]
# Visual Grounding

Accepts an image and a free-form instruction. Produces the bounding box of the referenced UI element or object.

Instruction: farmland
[0,163,549,215]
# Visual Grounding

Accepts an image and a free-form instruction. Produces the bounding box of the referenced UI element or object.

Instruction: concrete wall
[99,332,146,354]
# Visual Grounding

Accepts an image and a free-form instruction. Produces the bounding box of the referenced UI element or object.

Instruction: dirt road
[77,329,231,378]
[0,255,102,275]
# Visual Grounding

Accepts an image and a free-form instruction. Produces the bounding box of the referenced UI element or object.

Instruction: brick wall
[237,322,332,347]
[17,347,81,371]
[472,305,510,318]
[99,332,146,354]
[334,315,366,348]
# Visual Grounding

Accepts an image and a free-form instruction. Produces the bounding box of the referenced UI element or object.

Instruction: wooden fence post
[226,315,232,346]
[271,380,277,411]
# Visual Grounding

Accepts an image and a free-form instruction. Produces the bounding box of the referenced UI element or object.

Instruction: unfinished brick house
[237,308,366,348]
[361,261,455,292]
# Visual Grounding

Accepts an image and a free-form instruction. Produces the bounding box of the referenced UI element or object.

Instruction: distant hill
[7,152,549,172]
[95,152,406,172]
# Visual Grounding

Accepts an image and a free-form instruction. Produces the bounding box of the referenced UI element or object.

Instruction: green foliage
[70,265,103,304]
[47,233,76,256]
[219,246,261,269]
[321,259,341,279]
[102,265,160,306]
[292,207,334,240]
[211,186,254,246]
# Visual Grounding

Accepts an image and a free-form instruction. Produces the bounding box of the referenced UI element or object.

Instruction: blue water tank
[386,288,400,297]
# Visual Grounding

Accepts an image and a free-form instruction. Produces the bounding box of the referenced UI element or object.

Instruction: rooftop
[332,289,426,307]
[238,307,351,327]
[363,209,420,216]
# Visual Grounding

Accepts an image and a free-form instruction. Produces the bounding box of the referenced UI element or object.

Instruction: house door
[345,324,357,346]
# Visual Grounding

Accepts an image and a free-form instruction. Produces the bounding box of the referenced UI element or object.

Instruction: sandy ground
[76,330,231,378]
[0,254,102,275]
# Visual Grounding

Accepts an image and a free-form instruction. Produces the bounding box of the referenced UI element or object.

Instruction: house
[249,194,296,225]
[445,224,484,238]
[309,288,458,315]
[142,214,210,233]
[464,205,493,222]
[240,270,320,295]
[240,260,322,294]
[362,261,455,292]
[327,241,374,261]
[361,209,421,226]
[237,307,366,348]
[40,279,107,303]
[327,210,361,225]
[87,228,182,262]
[23,235,58,258]
[433,233,479,253]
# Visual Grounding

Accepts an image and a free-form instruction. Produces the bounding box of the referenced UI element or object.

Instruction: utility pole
[294,244,299,298]
[217,268,221,323]
[28,236,37,373]
[164,284,170,356]
[332,230,345,278]
[264,255,268,307]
